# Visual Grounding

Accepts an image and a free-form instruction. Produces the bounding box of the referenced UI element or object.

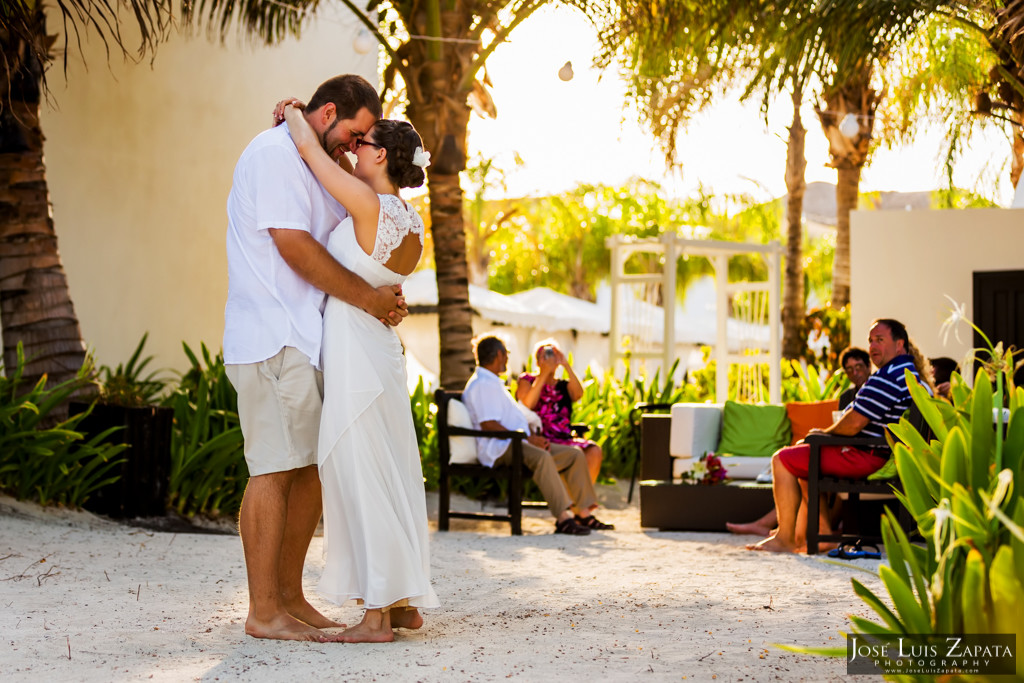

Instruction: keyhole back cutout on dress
[365,194,424,276]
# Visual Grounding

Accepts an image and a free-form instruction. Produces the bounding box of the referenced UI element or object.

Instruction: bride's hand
[272,97,306,126]
[283,104,318,156]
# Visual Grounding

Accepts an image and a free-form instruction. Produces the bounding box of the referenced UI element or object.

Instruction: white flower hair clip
[412,146,431,169]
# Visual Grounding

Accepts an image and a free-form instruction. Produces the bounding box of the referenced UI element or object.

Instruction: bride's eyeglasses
[354,138,383,150]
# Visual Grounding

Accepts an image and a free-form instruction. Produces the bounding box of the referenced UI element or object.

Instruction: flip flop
[827,542,881,560]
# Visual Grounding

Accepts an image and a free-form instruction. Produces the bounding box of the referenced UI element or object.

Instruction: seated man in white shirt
[461,335,613,535]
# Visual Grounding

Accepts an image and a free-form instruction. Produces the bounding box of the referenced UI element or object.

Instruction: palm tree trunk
[404,45,476,388]
[782,87,807,359]
[1011,110,1024,189]
[0,8,86,390]
[832,164,860,308]
[818,70,875,310]
[427,167,476,388]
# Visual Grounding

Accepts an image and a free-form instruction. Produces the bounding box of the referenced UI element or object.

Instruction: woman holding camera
[516,341,603,483]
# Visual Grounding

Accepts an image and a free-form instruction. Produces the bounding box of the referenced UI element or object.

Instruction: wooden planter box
[71,402,173,518]
[640,480,774,531]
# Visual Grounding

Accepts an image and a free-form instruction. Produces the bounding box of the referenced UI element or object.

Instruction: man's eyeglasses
[355,139,383,150]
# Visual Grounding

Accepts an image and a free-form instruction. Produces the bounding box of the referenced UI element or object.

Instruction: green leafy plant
[96,332,169,407]
[0,344,126,507]
[837,311,1024,678]
[162,343,245,517]
[783,359,849,402]
[410,376,439,490]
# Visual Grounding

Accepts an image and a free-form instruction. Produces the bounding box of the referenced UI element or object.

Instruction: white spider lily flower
[931,502,953,562]
[939,294,966,346]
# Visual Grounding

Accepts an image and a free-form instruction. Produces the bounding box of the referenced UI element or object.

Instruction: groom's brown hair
[307,74,382,120]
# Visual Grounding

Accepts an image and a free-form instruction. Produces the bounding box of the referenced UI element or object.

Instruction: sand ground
[0,485,885,682]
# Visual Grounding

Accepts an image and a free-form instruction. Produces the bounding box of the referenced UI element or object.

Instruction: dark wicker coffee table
[640,480,773,531]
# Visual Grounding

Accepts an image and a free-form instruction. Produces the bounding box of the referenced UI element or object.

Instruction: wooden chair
[804,406,928,555]
[435,389,532,535]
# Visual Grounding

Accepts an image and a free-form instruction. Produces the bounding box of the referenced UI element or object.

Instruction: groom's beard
[320,118,343,161]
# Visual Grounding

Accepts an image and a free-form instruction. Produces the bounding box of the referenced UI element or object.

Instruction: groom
[223,74,406,641]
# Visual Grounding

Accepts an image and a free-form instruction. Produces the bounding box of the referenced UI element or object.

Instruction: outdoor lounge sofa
[638,400,838,530]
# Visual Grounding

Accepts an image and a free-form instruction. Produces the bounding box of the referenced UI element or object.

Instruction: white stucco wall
[38,8,376,373]
[850,208,1024,368]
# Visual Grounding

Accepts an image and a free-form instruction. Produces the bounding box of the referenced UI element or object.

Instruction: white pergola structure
[606,232,784,404]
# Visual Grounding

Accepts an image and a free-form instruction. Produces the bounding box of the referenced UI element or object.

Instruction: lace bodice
[372,194,425,264]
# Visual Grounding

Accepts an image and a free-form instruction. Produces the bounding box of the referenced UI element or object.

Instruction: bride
[278,99,439,642]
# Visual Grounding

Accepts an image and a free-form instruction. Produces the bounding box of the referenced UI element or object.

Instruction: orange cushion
[785,400,840,445]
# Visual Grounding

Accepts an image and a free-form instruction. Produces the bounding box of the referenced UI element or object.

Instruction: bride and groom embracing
[223,74,438,643]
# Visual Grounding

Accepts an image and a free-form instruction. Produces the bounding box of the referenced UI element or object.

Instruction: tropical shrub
[95,333,169,407]
[843,336,1024,678]
[783,359,849,403]
[410,376,439,490]
[162,343,246,517]
[687,350,845,404]
[0,344,126,507]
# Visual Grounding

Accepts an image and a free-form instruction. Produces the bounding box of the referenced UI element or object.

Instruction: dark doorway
[973,270,1024,384]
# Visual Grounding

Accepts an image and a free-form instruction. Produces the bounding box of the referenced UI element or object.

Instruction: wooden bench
[435,389,532,535]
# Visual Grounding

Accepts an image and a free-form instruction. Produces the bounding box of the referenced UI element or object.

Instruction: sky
[466,5,1015,206]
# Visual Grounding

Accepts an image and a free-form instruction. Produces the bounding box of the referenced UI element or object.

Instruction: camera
[543,345,555,359]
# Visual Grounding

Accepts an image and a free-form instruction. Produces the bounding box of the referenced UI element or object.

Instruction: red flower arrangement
[681,452,729,485]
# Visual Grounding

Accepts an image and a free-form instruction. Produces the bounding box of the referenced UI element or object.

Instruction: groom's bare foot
[286,598,345,629]
[339,610,394,643]
[390,608,423,630]
[245,612,326,641]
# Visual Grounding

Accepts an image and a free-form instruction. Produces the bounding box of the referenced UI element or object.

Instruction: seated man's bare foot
[245,612,326,641]
[725,521,773,537]
[746,535,797,553]
[286,599,344,629]
[390,607,423,630]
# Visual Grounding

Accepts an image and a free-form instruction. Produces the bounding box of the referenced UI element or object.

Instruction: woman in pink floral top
[515,341,603,483]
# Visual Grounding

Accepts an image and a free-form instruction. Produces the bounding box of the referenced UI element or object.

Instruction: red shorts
[777,443,888,480]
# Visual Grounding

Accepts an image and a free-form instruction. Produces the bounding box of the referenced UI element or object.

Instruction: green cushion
[716,401,792,458]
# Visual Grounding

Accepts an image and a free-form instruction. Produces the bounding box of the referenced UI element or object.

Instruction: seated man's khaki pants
[495,441,597,517]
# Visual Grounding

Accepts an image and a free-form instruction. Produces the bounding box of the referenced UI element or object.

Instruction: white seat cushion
[673,454,768,481]
[669,403,723,459]
[447,399,479,464]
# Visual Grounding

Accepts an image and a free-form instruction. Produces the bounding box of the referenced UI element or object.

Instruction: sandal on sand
[575,514,615,531]
[827,541,881,560]
[555,517,591,535]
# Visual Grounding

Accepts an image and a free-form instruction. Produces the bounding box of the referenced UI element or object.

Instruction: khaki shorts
[226,347,324,477]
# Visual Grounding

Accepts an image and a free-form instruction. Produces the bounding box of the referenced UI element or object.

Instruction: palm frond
[182,0,324,44]
[0,0,174,111]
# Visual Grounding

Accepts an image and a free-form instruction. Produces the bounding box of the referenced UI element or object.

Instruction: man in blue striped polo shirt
[750,318,930,553]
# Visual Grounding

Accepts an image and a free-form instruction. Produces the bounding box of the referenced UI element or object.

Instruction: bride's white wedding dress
[317,194,438,611]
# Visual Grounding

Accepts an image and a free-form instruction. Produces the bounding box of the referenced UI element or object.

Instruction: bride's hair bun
[372,120,427,189]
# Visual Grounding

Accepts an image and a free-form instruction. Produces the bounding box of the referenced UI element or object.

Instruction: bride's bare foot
[726,521,773,537]
[286,598,345,629]
[390,607,423,630]
[245,612,326,641]
[339,609,394,643]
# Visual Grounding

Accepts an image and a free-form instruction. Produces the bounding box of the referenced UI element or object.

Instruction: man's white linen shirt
[223,123,348,370]
[462,367,529,468]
